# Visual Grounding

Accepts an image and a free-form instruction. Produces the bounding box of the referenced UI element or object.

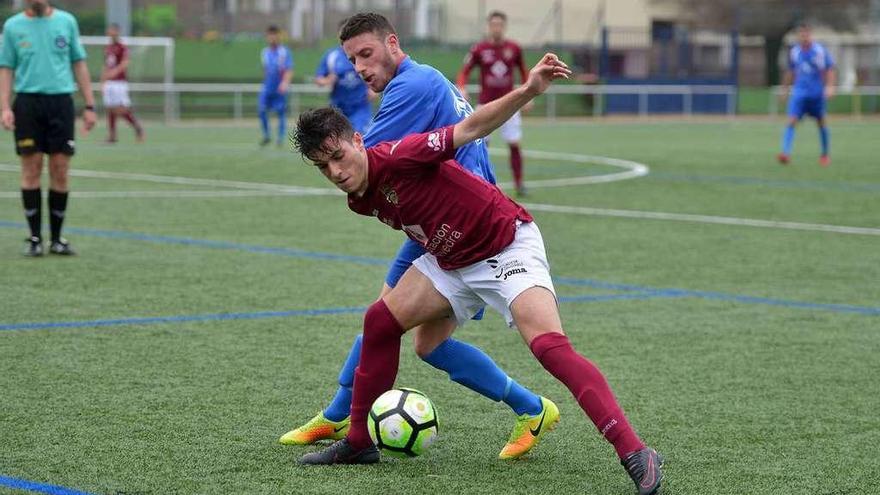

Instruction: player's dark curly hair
[339,12,397,42]
[488,11,507,22]
[291,108,354,164]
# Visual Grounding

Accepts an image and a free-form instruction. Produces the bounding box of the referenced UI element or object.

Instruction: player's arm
[453,53,569,149]
[0,67,14,130]
[314,51,337,87]
[823,50,837,99]
[516,46,534,112]
[0,26,17,129]
[109,49,130,80]
[279,49,294,94]
[69,17,95,130]
[455,45,477,101]
[73,60,97,130]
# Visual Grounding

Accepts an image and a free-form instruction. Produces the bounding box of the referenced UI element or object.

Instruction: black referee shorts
[12,93,76,156]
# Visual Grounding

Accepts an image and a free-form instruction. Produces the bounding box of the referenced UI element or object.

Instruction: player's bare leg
[47,153,74,255]
[106,107,118,143]
[300,268,454,465]
[511,287,662,495]
[20,153,44,256]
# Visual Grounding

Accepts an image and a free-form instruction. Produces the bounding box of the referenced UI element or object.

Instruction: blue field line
[2,221,878,317]
[648,172,880,193]
[0,221,389,266]
[0,476,95,495]
[0,307,366,332]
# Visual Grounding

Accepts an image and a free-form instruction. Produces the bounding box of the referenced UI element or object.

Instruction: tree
[651,0,870,85]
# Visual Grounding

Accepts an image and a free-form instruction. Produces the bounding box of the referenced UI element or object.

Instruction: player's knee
[363,300,405,343]
[413,333,438,359]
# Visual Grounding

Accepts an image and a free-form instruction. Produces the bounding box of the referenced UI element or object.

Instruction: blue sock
[422,338,543,416]
[819,126,830,156]
[323,334,362,421]
[258,109,269,140]
[782,125,795,155]
[277,110,287,144]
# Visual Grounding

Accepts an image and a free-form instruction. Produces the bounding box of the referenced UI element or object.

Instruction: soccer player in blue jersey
[280,13,557,460]
[258,25,293,147]
[778,23,836,167]
[315,23,373,134]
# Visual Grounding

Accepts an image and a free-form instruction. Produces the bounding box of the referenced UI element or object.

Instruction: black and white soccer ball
[367,388,439,457]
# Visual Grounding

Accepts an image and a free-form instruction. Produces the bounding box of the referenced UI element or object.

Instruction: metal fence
[106,82,740,122]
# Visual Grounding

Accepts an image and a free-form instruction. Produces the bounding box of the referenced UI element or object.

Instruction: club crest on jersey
[379,184,398,205]
[503,47,514,60]
[427,132,442,151]
[55,35,68,49]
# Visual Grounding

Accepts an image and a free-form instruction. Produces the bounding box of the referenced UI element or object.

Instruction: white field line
[523,203,880,237]
[3,158,875,236]
[0,190,293,199]
[489,148,649,188]
[0,163,340,196]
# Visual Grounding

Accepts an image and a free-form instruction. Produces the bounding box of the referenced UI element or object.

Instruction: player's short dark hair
[339,13,397,42]
[291,108,355,164]
[266,25,280,34]
[109,22,120,30]
[488,11,507,22]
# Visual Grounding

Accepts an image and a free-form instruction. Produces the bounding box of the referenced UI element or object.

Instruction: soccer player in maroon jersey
[457,10,529,197]
[100,23,143,143]
[293,53,663,495]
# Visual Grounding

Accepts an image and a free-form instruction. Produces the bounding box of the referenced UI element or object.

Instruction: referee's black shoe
[23,236,43,257]
[49,238,76,256]
[299,438,379,465]
[622,447,664,495]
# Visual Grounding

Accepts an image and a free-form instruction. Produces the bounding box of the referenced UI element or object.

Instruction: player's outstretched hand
[1,108,14,131]
[524,53,571,97]
[82,109,97,133]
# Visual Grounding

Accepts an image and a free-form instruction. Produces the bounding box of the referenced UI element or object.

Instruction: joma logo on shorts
[498,267,527,280]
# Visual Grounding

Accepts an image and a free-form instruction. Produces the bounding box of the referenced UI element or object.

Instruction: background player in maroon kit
[457,10,529,196]
[294,53,663,495]
[101,23,143,143]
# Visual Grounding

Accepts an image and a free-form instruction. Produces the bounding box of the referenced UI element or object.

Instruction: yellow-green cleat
[279,412,350,445]
[498,396,560,460]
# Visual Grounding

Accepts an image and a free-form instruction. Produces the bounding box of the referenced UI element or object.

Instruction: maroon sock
[530,332,645,459]
[346,300,405,449]
[509,144,523,188]
[107,112,117,140]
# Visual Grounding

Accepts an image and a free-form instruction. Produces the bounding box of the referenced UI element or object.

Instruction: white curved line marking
[489,148,649,188]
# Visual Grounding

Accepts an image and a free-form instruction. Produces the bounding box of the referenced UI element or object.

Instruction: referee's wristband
[84,105,95,111]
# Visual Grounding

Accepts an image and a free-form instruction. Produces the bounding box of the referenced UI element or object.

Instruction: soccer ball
[367,388,438,457]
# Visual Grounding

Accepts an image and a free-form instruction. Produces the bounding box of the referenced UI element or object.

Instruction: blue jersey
[364,57,495,184]
[317,46,370,112]
[789,42,833,98]
[261,45,293,94]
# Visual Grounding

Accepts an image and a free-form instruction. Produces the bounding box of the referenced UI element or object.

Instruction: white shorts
[412,221,556,328]
[479,105,522,143]
[102,80,131,108]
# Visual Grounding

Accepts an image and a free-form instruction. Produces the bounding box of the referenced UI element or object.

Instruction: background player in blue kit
[778,23,836,167]
[280,13,555,461]
[315,22,374,134]
[258,25,293,147]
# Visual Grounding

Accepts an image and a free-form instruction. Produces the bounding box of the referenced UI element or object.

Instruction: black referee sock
[48,189,68,243]
[21,188,41,240]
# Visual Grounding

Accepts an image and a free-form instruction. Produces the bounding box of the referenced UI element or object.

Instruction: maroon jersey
[104,42,128,81]
[347,126,533,270]
[458,40,528,104]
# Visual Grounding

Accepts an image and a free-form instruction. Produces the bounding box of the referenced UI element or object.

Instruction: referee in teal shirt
[0,0,96,256]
